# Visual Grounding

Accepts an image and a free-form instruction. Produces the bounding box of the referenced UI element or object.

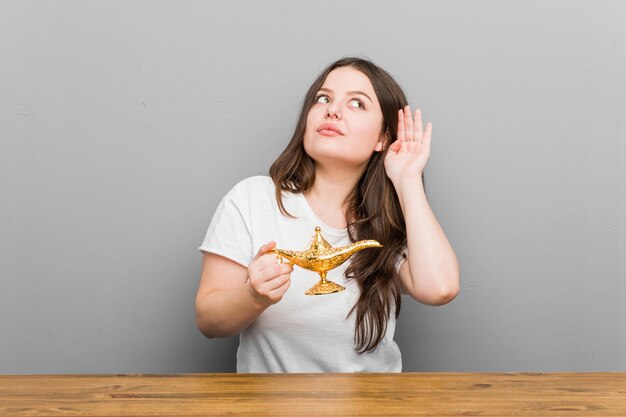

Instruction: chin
[304,139,372,167]
[310,153,370,171]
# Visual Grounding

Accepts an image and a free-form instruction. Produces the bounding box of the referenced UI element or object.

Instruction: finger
[256,267,292,296]
[404,105,414,142]
[414,109,424,141]
[276,276,292,294]
[266,272,292,292]
[260,260,292,276]
[388,139,401,153]
[397,109,405,142]
[251,263,292,289]
[254,254,282,271]
[266,277,291,302]
[254,241,276,260]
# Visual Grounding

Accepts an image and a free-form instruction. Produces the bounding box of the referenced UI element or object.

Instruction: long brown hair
[269,57,425,353]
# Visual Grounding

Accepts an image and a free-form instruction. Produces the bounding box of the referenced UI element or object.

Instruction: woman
[196,57,460,372]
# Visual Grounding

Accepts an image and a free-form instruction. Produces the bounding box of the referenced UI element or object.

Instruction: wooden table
[1,373,625,416]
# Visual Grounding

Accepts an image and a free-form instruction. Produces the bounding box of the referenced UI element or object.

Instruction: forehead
[321,67,378,100]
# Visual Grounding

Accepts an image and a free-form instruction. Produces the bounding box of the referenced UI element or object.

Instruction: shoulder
[222,176,279,211]
[226,175,275,199]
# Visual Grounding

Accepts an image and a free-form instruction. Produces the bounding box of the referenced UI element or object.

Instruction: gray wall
[1,0,624,373]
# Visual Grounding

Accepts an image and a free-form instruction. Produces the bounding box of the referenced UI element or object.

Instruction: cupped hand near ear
[384,105,432,185]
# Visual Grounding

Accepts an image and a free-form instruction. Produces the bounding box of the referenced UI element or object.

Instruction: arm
[195,242,293,338]
[385,105,460,305]
[395,177,460,305]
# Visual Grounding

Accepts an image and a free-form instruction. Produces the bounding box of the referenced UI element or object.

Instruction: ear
[375,130,391,152]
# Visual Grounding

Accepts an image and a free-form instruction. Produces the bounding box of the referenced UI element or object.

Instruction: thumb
[388,140,401,153]
[254,241,276,260]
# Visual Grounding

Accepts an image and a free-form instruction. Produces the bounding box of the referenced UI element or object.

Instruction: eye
[349,98,366,110]
[315,94,330,104]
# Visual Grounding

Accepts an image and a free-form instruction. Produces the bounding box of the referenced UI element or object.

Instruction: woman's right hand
[247,241,293,306]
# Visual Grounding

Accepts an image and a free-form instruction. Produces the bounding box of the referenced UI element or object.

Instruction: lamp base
[305,279,345,295]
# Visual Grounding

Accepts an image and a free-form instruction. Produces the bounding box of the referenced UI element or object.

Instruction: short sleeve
[198,195,253,268]
[395,246,409,295]
[395,246,408,272]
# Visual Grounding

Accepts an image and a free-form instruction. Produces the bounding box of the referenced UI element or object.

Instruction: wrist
[392,176,424,193]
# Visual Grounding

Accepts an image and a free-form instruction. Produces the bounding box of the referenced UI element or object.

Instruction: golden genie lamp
[267,226,382,295]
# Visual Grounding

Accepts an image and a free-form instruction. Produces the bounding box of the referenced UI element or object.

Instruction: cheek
[304,108,320,132]
[304,106,327,138]
[355,118,384,144]
[303,117,315,144]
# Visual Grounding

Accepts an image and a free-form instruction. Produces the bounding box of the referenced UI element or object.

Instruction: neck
[310,166,362,199]
[305,163,365,217]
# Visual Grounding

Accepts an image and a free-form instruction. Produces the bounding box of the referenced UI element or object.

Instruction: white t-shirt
[199,175,403,373]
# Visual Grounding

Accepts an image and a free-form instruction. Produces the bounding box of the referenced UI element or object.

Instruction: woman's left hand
[384,105,432,185]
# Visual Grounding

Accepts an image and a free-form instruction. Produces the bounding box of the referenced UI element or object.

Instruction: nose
[325,102,342,120]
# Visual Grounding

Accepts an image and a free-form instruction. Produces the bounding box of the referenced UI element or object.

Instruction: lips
[316,123,344,136]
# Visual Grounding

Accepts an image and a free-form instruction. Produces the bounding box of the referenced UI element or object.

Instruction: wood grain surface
[1,373,625,416]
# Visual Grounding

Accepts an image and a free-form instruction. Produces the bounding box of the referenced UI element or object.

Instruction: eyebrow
[318,87,374,103]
